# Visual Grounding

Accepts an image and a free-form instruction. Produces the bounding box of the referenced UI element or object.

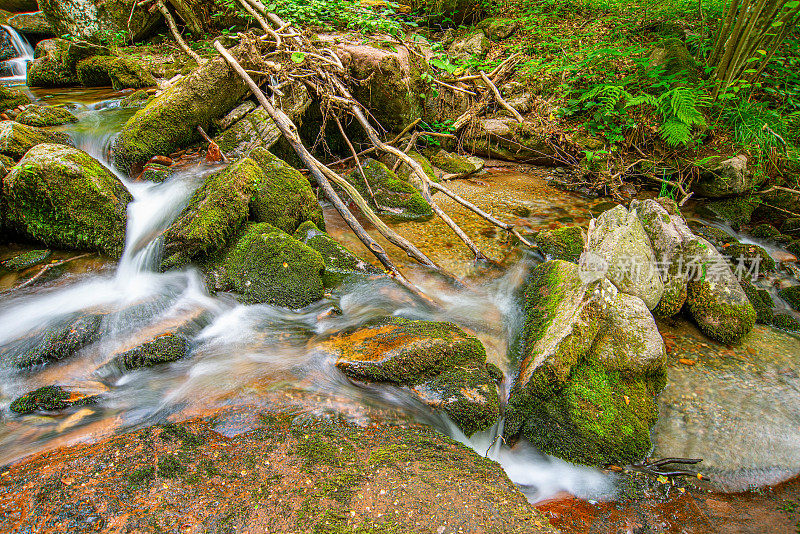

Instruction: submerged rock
[0,312,103,367]
[16,104,78,127]
[39,0,159,43]
[112,43,261,173]
[1,248,50,271]
[294,221,382,287]
[504,260,666,466]
[214,223,325,308]
[2,144,132,256]
[333,317,500,436]
[9,385,97,415]
[0,121,72,160]
[111,333,191,371]
[535,225,585,263]
[346,158,433,221]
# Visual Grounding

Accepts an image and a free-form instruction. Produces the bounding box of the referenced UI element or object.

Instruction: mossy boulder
[780,285,800,311]
[108,57,156,90]
[751,223,781,240]
[0,120,72,160]
[705,196,756,229]
[477,17,519,40]
[120,89,151,108]
[2,144,132,256]
[39,0,160,43]
[429,148,481,175]
[0,312,103,367]
[16,104,78,127]
[346,158,433,221]
[463,118,561,164]
[693,155,755,198]
[722,241,776,273]
[215,223,325,308]
[684,237,757,345]
[75,55,114,86]
[27,38,108,88]
[1,248,51,271]
[8,11,53,37]
[9,385,96,415]
[782,218,800,234]
[692,223,737,248]
[772,312,800,332]
[161,150,323,268]
[390,150,438,183]
[504,260,666,466]
[588,204,664,310]
[111,333,191,371]
[534,225,585,262]
[112,43,263,173]
[449,31,490,63]
[294,221,383,287]
[648,37,702,84]
[0,85,30,110]
[740,277,774,325]
[140,163,171,183]
[332,317,500,436]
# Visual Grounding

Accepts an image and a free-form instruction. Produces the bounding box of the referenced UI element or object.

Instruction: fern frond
[660,119,692,146]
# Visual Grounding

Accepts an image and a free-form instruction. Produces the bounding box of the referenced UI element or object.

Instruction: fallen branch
[154,0,205,65]
[479,71,523,123]
[1,253,94,295]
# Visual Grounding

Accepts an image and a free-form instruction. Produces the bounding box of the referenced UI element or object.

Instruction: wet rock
[588,204,664,310]
[722,241,776,273]
[1,249,50,271]
[0,30,13,62]
[333,38,429,131]
[429,148,481,176]
[683,237,756,345]
[535,225,586,263]
[0,121,72,159]
[463,117,562,164]
[693,155,754,198]
[39,0,160,43]
[75,55,114,86]
[119,89,151,108]
[215,87,310,159]
[706,196,757,229]
[0,312,103,367]
[16,104,78,127]
[739,277,774,325]
[648,38,702,84]
[779,285,800,311]
[781,216,800,233]
[139,162,171,183]
[112,42,261,173]
[8,11,53,38]
[633,198,693,317]
[0,85,30,111]
[27,38,109,88]
[449,31,490,63]
[111,333,191,371]
[161,149,323,268]
[691,223,737,248]
[504,260,666,466]
[346,158,433,222]
[9,385,97,414]
[2,144,132,256]
[214,223,325,308]
[294,220,383,287]
[108,57,156,90]
[333,317,500,436]
[0,0,38,12]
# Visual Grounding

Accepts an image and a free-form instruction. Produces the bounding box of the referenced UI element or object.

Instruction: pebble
[148,155,174,166]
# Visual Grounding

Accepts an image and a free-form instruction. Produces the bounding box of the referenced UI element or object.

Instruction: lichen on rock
[294,220,382,287]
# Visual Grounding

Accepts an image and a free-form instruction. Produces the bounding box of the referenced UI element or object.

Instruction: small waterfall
[0,25,33,83]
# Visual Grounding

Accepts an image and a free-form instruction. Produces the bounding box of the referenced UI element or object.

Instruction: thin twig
[1,253,94,295]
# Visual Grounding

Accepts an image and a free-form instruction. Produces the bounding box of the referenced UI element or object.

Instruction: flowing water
[0,25,33,84]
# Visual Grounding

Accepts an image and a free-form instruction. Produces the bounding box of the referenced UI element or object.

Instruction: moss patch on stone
[294,221,382,287]
[345,159,432,222]
[779,285,800,312]
[16,105,78,127]
[10,385,97,415]
[113,333,191,371]
[1,249,51,271]
[0,85,30,110]
[75,56,114,87]
[0,121,72,160]
[535,225,586,263]
[108,57,156,90]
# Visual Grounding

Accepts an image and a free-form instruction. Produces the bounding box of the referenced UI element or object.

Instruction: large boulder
[0,0,38,12]
[1,144,132,256]
[332,37,429,132]
[294,220,383,287]
[16,104,78,127]
[692,154,755,198]
[504,260,666,466]
[0,85,30,111]
[108,56,156,90]
[214,222,325,308]
[161,148,323,269]
[0,121,72,160]
[27,38,109,88]
[463,117,562,164]
[587,204,664,310]
[332,317,501,436]
[345,158,433,221]
[112,42,261,173]
[8,11,53,38]
[683,237,756,344]
[38,0,160,43]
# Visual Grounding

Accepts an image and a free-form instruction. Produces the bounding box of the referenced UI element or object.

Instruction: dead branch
[334,115,377,207]
[154,0,204,65]
[479,71,523,123]
[1,253,94,295]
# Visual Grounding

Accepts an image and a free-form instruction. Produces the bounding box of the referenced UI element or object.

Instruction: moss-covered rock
[346,158,433,221]
[75,55,114,86]
[477,17,519,40]
[140,163,171,183]
[39,0,160,43]
[111,333,191,371]
[684,237,756,344]
[9,385,97,415]
[2,144,132,256]
[391,150,439,183]
[780,285,800,312]
[448,31,490,63]
[0,120,72,160]
[16,104,78,127]
[782,218,800,234]
[0,312,103,367]
[215,223,325,308]
[648,37,702,84]
[0,0,38,12]
[1,248,51,271]
[692,224,737,248]
[332,317,500,436]
[119,89,151,108]
[534,225,585,262]
[722,241,776,273]
[740,277,774,325]
[693,155,755,199]
[294,220,382,287]
[8,11,53,37]
[112,43,262,173]
[504,260,666,466]
[429,148,481,175]
[27,38,108,88]
[705,196,756,229]
[463,117,561,164]
[751,224,781,240]
[772,312,800,332]
[0,85,30,111]
[108,57,156,90]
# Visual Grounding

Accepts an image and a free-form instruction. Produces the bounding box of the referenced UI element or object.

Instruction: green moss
[535,226,585,262]
[219,222,325,308]
[723,242,776,272]
[9,385,95,414]
[739,277,774,325]
[422,364,501,436]
[780,285,800,312]
[108,57,156,90]
[114,333,190,371]
[2,144,132,256]
[141,163,171,183]
[294,221,382,287]
[346,159,433,222]
[75,56,114,87]
[0,85,30,110]
[429,149,476,175]
[127,466,155,486]
[751,224,781,240]
[685,271,756,345]
[772,312,800,332]
[120,89,151,108]
[16,105,78,127]
[0,121,72,160]
[157,454,186,478]
[706,197,756,229]
[652,259,688,318]
[1,249,51,271]
[649,38,701,83]
[692,224,736,248]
